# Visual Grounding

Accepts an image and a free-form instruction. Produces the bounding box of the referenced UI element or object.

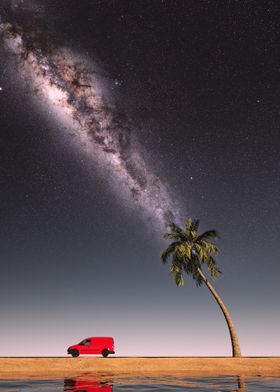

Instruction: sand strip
[0,357,279,379]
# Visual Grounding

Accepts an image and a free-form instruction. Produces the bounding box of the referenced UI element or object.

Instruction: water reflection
[64,376,113,392]
[64,375,247,392]
[237,376,246,391]
[2,374,280,392]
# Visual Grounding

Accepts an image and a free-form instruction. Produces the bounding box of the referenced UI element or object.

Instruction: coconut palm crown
[162,218,220,287]
[161,218,242,357]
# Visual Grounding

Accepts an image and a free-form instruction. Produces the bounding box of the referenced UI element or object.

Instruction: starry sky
[0,0,280,357]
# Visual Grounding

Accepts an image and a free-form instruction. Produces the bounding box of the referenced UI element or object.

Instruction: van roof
[86,337,114,340]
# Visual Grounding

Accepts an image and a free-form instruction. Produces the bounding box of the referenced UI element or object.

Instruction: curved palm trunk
[197,267,242,357]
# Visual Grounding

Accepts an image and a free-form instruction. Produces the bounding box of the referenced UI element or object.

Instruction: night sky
[0,0,280,357]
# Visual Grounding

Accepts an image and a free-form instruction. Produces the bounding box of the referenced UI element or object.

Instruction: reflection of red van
[64,377,113,392]
[67,337,115,357]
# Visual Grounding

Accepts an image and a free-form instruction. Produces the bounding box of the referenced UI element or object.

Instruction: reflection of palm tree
[237,376,247,391]
[161,218,242,357]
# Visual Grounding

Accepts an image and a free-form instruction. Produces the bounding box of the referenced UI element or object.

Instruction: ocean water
[0,375,280,392]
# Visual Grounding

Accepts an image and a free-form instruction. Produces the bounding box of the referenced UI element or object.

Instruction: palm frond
[184,218,198,240]
[177,243,192,260]
[170,260,185,287]
[166,223,184,238]
[163,223,186,241]
[196,240,220,257]
[168,222,184,235]
[161,242,180,264]
[175,273,184,287]
[193,270,204,287]
[204,256,221,279]
[185,218,193,231]
[182,259,195,275]
[163,232,181,241]
[182,255,200,275]
[193,242,208,263]
[193,219,200,232]
[197,230,219,242]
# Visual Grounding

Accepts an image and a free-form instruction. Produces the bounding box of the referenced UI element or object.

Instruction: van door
[90,338,99,354]
[80,339,91,354]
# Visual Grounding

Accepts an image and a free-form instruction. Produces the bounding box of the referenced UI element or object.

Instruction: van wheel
[102,349,109,358]
[71,349,79,357]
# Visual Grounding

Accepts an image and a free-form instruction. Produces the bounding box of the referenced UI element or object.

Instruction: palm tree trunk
[197,267,242,357]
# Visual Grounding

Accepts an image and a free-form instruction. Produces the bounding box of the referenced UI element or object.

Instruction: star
[0,87,3,91]
[114,79,123,87]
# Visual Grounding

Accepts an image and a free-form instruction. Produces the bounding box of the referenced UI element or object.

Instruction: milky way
[0,1,182,229]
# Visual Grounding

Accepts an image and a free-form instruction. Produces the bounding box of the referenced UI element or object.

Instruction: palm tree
[161,218,242,357]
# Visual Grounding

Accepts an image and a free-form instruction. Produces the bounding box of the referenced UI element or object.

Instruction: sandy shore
[0,357,279,379]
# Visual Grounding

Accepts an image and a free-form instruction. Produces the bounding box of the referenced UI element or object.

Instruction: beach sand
[0,357,279,379]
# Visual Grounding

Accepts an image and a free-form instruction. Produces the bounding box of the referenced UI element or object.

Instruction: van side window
[84,339,91,345]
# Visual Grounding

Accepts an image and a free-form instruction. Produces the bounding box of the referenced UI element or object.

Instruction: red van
[67,337,115,357]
